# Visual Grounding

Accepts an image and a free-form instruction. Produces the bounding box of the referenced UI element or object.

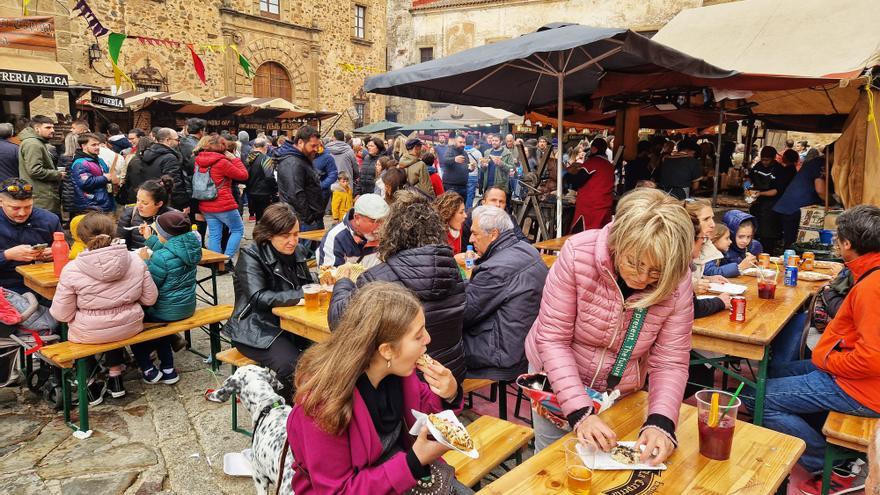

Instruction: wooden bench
[820,413,879,495]
[39,305,233,434]
[215,347,258,437]
[443,415,534,489]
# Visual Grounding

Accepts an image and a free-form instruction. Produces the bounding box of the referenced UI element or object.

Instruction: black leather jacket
[223,242,314,349]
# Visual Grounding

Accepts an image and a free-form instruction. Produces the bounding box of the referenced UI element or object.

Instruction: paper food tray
[223,449,253,477]
[576,442,666,471]
[410,409,479,459]
[741,267,777,279]
[708,283,747,295]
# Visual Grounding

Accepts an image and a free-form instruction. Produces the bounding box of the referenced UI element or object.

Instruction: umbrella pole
[556,73,564,237]
[712,109,724,208]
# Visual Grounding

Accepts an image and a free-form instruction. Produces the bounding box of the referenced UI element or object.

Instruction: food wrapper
[576,442,667,471]
[516,373,620,430]
[409,409,479,459]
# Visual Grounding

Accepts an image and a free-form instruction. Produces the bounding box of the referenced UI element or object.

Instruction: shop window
[354,5,366,39]
[254,62,292,100]
[419,47,434,63]
[260,0,280,18]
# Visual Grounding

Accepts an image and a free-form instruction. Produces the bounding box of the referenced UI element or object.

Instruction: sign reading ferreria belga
[0,17,56,51]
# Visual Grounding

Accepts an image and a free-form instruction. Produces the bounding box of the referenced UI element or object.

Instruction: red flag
[188,44,206,85]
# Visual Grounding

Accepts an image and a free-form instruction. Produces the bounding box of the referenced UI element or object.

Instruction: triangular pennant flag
[238,53,252,78]
[22,0,29,15]
[107,32,126,64]
[187,44,206,85]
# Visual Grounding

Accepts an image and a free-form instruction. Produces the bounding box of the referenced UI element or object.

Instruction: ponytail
[139,175,173,206]
[76,212,117,251]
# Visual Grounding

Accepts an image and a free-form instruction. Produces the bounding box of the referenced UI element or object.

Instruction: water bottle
[190,224,202,244]
[51,232,69,276]
[465,245,475,271]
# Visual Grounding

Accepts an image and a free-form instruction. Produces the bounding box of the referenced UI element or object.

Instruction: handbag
[403,461,456,495]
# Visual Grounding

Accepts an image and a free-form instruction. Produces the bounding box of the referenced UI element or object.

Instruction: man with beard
[316,193,388,268]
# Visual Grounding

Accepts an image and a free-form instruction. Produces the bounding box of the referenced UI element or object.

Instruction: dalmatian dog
[209,365,294,495]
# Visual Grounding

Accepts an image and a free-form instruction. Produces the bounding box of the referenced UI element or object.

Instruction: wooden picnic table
[691,272,830,425]
[273,301,332,343]
[17,248,228,301]
[477,391,805,495]
[299,228,327,242]
[533,235,571,253]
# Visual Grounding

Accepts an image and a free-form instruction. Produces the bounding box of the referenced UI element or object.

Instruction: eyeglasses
[622,256,662,279]
[4,184,33,193]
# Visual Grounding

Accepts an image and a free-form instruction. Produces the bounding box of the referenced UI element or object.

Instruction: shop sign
[91,92,125,109]
[0,68,67,88]
[514,124,537,133]
[0,17,56,51]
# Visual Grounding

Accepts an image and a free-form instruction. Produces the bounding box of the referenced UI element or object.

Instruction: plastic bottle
[51,232,69,276]
[190,224,202,244]
[465,245,475,271]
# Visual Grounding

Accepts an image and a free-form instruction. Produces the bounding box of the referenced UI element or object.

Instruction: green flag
[238,54,252,77]
[107,32,126,64]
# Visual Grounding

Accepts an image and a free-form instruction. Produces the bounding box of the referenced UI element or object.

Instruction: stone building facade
[0,0,386,131]
[385,0,739,124]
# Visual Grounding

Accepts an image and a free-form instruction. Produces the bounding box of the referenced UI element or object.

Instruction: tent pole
[825,151,830,211]
[713,109,723,208]
[556,71,564,237]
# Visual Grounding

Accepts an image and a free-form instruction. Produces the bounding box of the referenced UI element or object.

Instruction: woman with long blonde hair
[525,188,695,463]
[287,282,472,494]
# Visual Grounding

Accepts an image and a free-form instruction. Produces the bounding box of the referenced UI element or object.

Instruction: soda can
[729,296,747,322]
[784,265,798,287]
[783,249,796,266]
[802,252,815,271]
[788,255,800,268]
[758,253,770,269]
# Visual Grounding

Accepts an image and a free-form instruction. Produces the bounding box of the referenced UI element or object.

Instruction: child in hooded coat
[721,210,763,268]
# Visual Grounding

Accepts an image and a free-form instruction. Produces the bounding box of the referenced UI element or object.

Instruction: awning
[0,54,71,89]
[428,104,522,126]
[212,96,312,118]
[117,90,219,114]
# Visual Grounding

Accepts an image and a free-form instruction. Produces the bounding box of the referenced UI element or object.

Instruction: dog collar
[252,401,284,446]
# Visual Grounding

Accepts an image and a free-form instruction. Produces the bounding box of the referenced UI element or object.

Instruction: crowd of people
[0,112,874,495]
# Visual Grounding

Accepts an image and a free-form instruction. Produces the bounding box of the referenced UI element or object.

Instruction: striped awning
[211,96,313,118]
[117,90,220,114]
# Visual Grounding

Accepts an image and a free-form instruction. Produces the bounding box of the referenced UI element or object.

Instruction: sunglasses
[4,184,33,193]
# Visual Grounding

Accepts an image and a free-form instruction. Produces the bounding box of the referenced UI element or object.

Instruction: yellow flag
[22,0,30,15]
[111,60,136,91]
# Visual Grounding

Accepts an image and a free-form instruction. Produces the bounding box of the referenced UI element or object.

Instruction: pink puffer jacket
[524,224,693,424]
[50,242,158,344]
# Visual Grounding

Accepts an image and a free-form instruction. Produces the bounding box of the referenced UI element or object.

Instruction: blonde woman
[525,188,695,464]
[287,282,471,494]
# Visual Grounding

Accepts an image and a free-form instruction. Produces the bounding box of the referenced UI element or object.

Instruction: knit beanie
[156,210,191,239]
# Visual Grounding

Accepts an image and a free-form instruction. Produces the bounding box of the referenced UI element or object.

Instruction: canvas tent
[428,104,521,127]
[654,0,880,206]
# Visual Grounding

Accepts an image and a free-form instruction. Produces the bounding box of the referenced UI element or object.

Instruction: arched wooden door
[253,62,292,100]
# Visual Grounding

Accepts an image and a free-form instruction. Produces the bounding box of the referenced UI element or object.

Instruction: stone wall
[385,0,740,124]
[0,0,385,132]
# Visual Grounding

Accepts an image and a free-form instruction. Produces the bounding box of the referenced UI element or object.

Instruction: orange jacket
[812,251,880,412]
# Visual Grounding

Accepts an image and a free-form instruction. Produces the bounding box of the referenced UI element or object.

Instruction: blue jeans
[466,175,478,210]
[769,311,809,378]
[205,209,244,258]
[131,335,174,373]
[740,360,880,471]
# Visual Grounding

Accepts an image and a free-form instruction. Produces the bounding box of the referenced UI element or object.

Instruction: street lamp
[88,43,102,67]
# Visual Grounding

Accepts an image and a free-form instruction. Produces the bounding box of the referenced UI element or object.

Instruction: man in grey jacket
[326,129,359,186]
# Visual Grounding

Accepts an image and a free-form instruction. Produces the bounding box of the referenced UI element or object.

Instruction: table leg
[75,359,89,432]
[62,368,72,425]
[209,323,221,372]
[210,264,219,306]
[498,382,508,420]
[752,347,770,426]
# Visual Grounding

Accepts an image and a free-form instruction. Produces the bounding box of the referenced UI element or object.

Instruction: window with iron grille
[354,102,366,128]
[354,5,366,39]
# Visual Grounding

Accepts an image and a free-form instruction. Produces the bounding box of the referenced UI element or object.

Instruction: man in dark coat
[441,134,470,200]
[275,125,324,231]
[463,205,548,381]
[0,123,19,182]
[141,128,188,210]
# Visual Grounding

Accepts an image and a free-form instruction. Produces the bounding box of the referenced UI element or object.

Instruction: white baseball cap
[354,193,390,220]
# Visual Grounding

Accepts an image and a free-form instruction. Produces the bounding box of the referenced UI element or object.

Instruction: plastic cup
[319,285,333,306]
[302,284,321,310]
[695,390,740,461]
[564,439,592,495]
[757,278,776,299]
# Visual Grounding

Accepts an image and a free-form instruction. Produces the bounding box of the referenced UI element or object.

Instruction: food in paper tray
[318,262,365,285]
[796,271,833,282]
[428,414,474,451]
[610,444,640,465]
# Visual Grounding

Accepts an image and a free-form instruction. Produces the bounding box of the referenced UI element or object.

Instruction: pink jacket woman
[525,224,693,427]
[50,242,158,344]
[286,372,461,494]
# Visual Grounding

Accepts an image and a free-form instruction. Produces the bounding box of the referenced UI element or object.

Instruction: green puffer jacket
[143,231,202,322]
[18,128,61,213]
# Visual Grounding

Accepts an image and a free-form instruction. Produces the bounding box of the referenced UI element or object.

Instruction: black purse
[404,461,456,495]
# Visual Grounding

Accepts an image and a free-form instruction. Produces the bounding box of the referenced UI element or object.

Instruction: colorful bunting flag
[22,0,29,15]
[228,44,253,78]
[187,44,206,85]
[107,33,135,90]
[72,0,109,37]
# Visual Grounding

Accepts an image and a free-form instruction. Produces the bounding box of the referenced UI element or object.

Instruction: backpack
[192,164,218,201]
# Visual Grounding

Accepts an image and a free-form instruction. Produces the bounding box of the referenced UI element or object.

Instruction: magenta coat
[524,224,693,425]
[286,373,461,494]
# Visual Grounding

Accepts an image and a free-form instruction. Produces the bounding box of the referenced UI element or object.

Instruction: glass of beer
[564,439,592,495]
[303,284,321,310]
[319,285,333,306]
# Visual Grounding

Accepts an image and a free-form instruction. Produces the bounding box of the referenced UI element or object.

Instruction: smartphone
[31,243,48,250]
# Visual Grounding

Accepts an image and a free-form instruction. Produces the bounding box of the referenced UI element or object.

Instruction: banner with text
[0,17,56,52]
